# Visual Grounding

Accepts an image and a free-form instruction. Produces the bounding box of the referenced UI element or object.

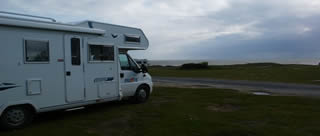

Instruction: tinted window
[119,54,130,70]
[124,35,141,43]
[89,45,114,61]
[25,40,49,62]
[71,38,81,65]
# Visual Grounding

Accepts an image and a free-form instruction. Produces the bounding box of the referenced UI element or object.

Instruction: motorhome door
[64,35,85,102]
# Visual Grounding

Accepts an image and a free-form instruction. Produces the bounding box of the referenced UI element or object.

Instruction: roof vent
[124,34,141,43]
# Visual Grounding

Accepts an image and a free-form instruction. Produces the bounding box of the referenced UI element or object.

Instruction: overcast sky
[1,0,320,62]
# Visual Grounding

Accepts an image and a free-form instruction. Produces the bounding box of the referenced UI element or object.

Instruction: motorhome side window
[89,45,114,62]
[25,40,49,62]
[71,38,81,65]
[124,35,141,43]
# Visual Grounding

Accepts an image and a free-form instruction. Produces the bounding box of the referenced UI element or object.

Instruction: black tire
[133,85,150,104]
[0,106,34,129]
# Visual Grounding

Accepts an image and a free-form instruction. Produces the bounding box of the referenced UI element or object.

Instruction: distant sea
[149,59,320,66]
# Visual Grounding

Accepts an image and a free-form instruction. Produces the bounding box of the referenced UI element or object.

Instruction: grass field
[2,87,320,136]
[149,63,320,84]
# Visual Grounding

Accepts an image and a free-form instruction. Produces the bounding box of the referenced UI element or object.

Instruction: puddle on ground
[191,84,212,88]
[252,92,271,96]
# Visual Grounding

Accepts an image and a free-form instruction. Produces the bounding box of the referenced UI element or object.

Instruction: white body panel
[0,16,153,116]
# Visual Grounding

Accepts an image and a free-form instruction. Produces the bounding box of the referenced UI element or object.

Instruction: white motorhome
[0,12,153,129]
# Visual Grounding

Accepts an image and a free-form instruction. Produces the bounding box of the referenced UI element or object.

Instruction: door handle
[66,71,71,76]
[120,73,124,78]
[105,77,114,81]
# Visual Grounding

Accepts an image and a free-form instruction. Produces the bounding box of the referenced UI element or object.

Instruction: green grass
[149,63,320,84]
[2,87,320,136]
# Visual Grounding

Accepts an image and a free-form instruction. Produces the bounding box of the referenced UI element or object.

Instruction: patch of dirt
[207,104,239,112]
[251,91,271,96]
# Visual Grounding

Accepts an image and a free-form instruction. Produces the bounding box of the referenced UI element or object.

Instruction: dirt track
[153,77,320,97]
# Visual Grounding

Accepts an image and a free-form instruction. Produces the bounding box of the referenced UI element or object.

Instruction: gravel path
[153,77,320,97]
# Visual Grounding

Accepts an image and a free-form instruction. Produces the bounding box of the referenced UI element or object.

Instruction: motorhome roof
[0,15,105,35]
[75,20,142,31]
[0,12,149,50]
[75,20,149,50]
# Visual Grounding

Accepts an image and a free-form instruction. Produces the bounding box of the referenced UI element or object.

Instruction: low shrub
[180,62,209,70]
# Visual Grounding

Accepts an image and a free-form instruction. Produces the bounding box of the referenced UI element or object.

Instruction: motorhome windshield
[119,53,139,70]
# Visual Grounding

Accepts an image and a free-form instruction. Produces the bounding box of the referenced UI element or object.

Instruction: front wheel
[133,86,149,103]
[0,106,34,129]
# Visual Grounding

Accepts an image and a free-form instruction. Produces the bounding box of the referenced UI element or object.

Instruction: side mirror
[133,67,141,73]
[141,64,148,73]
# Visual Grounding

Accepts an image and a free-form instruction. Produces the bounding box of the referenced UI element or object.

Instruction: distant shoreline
[148,59,319,66]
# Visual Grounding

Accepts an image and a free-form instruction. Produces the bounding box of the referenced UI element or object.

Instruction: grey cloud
[1,0,320,62]
[182,16,320,61]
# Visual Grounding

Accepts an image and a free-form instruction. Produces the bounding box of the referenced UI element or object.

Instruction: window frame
[23,38,50,64]
[88,43,115,63]
[124,34,141,44]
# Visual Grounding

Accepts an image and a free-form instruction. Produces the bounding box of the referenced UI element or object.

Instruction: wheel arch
[136,83,151,97]
[0,103,38,117]
[137,83,151,93]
